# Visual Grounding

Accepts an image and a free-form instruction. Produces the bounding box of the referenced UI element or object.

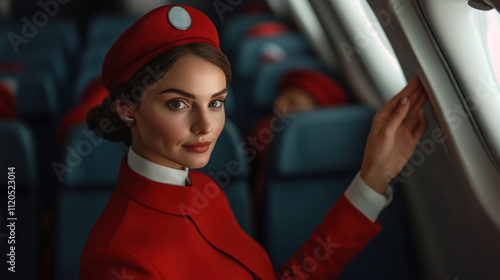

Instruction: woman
[80,5,428,280]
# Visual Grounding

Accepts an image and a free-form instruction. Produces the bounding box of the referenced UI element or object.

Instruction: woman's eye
[209,100,225,108]
[168,100,187,110]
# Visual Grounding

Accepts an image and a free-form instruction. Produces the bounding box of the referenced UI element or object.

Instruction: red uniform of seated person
[246,21,290,38]
[251,69,350,222]
[0,83,17,120]
[79,5,428,280]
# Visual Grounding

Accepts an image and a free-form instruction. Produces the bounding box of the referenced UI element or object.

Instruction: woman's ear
[115,97,137,127]
[115,97,135,118]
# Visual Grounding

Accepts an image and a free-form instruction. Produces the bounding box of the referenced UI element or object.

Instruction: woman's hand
[360,77,428,194]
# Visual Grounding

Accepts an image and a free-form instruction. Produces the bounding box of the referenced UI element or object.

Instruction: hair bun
[86,97,132,145]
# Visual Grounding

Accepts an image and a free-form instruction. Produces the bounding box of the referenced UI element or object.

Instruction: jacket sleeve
[80,247,161,280]
[274,193,382,280]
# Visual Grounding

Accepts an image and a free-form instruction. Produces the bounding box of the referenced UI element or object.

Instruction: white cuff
[344,171,393,222]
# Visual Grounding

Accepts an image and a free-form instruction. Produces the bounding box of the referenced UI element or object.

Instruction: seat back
[0,122,41,280]
[53,190,113,280]
[87,14,140,44]
[261,105,375,268]
[1,70,59,120]
[53,124,125,279]
[221,13,279,59]
[234,32,312,84]
[0,121,37,187]
[60,124,127,188]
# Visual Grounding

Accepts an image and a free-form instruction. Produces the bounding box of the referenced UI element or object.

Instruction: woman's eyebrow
[156,88,228,98]
[212,88,228,97]
[156,88,195,98]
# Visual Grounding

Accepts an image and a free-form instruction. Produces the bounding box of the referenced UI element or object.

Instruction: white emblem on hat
[168,6,191,30]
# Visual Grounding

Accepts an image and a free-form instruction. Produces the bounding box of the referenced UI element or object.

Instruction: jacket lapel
[188,172,275,280]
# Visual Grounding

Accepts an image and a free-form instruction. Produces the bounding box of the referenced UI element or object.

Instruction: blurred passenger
[250,69,350,225]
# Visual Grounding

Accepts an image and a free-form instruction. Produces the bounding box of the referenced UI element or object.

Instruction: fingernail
[401,97,408,105]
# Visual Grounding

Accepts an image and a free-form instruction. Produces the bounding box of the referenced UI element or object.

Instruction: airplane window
[474,9,500,89]
[303,0,406,106]
[465,7,500,166]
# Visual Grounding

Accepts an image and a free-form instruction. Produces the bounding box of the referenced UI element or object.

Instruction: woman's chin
[183,157,211,169]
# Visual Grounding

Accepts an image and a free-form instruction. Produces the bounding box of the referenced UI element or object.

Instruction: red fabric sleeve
[275,194,381,280]
[79,247,161,280]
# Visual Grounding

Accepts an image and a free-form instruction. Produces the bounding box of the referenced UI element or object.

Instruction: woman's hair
[86,43,231,146]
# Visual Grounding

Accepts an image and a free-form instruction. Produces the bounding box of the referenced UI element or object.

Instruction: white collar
[127,147,189,186]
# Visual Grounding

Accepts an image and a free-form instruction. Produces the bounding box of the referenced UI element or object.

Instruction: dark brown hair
[86,43,231,146]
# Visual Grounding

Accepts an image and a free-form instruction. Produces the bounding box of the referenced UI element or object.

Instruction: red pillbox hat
[278,69,349,106]
[102,5,220,90]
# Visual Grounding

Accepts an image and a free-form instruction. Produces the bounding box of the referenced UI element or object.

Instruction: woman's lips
[182,141,211,153]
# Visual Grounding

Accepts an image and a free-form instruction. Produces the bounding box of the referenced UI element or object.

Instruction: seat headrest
[0,122,37,188]
[62,125,127,188]
[235,32,311,81]
[269,105,375,177]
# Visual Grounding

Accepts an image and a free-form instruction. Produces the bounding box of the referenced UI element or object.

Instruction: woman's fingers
[382,77,422,114]
[384,97,411,135]
[404,113,420,134]
[374,76,428,137]
[403,89,427,130]
[407,88,427,118]
[410,113,428,143]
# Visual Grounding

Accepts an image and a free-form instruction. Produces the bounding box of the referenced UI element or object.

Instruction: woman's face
[126,55,227,169]
[273,87,317,114]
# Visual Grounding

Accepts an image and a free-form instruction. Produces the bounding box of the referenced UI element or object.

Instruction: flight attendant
[80,5,428,280]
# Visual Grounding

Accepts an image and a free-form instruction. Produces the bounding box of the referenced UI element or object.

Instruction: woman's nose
[191,109,212,135]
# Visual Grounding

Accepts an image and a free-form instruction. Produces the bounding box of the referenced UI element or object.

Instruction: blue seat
[60,124,128,188]
[224,84,238,121]
[234,32,312,84]
[0,18,80,58]
[260,105,375,269]
[44,18,81,61]
[197,119,255,237]
[0,71,59,119]
[221,13,280,60]
[0,29,9,51]
[53,124,125,279]
[0,19,80,90]
[53,190,113,280]
[73,56,104,105]
[0,46,68,91]
[0,121,37,188]
[80,44,109,70]
[87,14,140,45]
[0,121,41,280]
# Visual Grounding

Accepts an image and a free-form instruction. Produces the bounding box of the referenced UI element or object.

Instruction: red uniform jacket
[80,157,381,279]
